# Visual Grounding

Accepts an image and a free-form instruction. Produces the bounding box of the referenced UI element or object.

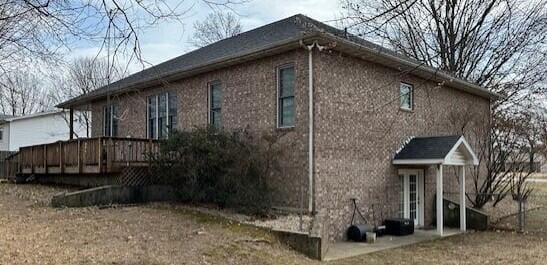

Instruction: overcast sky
[69,0,343,72]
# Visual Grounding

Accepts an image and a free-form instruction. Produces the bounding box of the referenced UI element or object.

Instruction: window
[158,93,167,138]
[168,93,178,134]
[277,65,295,127]
[209,82,222,128]
[103,104,119,137]
[0,129,3,141]
[148,92,177,139]
[400,82,413,110]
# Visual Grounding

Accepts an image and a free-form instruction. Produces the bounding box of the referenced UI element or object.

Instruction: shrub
[149,127,283,216]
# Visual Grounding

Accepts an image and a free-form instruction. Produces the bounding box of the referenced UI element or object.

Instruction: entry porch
[393,135,479,236]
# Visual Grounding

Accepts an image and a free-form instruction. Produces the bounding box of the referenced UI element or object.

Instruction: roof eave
[57,33,322,109]
[393,159,445,165]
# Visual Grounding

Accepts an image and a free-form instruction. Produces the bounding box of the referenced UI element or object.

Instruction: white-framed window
[277,64,295,128]
[147,92,177,139]
[103,104,119,137]
[400,82,413,111]
[208,82,222,129]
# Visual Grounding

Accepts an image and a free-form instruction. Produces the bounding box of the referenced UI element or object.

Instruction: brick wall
[90,50,311,209]
[313,50,490,241]
[88,47,491,242]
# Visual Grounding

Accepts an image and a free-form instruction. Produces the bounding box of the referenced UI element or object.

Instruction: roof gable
[393,136,478,165]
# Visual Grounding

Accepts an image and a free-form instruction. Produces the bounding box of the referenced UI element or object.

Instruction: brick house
[58,14,498,242]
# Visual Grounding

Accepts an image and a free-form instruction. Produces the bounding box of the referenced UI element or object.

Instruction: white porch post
[460,166,467,231]
[436,164,444,236]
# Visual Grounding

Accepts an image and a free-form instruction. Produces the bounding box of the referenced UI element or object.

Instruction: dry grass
[531,173,547,179]
[0,183,313,265]
[1,183,547,264]
[533,182,547,195]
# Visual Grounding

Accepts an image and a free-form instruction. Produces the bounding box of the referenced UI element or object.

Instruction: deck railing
[3,137,160,179]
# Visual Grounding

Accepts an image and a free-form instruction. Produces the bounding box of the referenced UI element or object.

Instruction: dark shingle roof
[394,136,462,160]
[0,114,14,121]
[58,14,497,108]
[59,15,327,107]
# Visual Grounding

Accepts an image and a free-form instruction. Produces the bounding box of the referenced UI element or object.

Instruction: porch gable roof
[393,135,479,166]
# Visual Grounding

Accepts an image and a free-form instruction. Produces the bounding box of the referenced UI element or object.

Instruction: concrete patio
[324,228,462,261]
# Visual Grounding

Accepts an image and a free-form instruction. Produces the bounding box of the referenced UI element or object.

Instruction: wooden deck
[4,137,159,179]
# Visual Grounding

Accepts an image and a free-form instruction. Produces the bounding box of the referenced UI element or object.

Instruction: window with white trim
[277,65,295,127]
[400,82,413,110]
[103,104,119,137]
[147,92,177,139]
[209,82,222,128]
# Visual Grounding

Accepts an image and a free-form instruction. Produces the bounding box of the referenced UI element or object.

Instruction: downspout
[301,40,326,214]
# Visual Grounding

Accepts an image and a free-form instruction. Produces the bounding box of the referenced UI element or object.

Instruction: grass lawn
[1,183,547,264]
[533,181,547,194]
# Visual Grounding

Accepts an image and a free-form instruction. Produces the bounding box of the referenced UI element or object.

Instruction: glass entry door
[398,169,424,226]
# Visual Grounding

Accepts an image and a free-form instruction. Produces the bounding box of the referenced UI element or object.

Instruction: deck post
[77,139,82,174]
[31,147,34,174]
[98,137,103,173]
[107,138,114,172]
[460,166,467,232]
[436,164,444,236]
[69,108,74,140]
[59,142,64,174]
[44,145,48,174]
[18,152,21,173]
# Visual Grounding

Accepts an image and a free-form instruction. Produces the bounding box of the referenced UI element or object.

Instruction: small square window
[400,83,413,110]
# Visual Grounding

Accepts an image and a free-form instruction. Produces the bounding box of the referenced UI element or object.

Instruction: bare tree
[47,57,126,137]
[0,0,246,76]
[341,0,547,95]
[341,0,547,209]
[191,11,243,47]
[0,72,51,116]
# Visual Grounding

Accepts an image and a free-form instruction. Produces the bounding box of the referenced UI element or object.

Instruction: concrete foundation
[271,229,325,260]
[51,185,177,208]
[35,174,119,187]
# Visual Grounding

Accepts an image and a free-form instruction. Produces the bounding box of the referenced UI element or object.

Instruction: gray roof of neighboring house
[394,135,462,160]
[0,114,15,124]
[3,110,66,122]
[57,14,499,109]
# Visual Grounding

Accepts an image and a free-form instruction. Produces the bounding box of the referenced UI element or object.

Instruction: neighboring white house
[0,110,87,152]
[0,115,14,151]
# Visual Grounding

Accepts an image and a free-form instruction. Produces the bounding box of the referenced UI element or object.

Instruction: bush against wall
[149,127,284,216]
